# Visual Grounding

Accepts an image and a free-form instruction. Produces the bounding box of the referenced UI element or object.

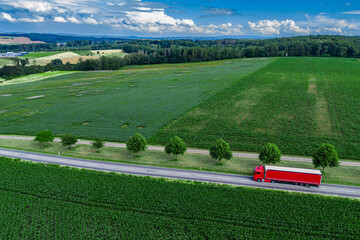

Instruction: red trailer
[253,165,322,187]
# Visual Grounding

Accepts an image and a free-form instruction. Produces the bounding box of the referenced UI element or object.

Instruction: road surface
[0,135,359,167]
[0,147,359,199]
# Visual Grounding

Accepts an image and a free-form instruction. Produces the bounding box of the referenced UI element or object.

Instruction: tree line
[36,130,339,173]
[2,35,360,79]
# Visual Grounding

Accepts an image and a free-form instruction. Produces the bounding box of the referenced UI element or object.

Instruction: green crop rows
[0,157,359,239]
[0,58,273,141]
[153,57,360,159]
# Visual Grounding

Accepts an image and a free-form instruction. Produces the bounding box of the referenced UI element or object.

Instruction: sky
[0,0,360,37]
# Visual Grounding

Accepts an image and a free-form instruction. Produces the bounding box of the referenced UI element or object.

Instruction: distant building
[0,52,29,58]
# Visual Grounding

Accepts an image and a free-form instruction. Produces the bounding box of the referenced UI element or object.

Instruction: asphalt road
[0,135,359,167]
[0,147,359,199]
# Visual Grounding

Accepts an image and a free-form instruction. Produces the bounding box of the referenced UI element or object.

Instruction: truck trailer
[253,165,322,187]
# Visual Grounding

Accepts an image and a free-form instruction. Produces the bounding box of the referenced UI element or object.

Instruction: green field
[23,52,65,58]
[152,57,360,159]
[0,58,13,67]
[2,57,360,159]
[1,138,359,186]
[0,58,273,141]
[0,157,358,239]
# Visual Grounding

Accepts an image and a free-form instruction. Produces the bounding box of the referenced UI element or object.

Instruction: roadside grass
[0,58,274,141]
[152,57,360,160]
[0,138,358,186]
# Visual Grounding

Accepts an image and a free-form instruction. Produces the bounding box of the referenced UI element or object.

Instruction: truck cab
[253,166,264,182]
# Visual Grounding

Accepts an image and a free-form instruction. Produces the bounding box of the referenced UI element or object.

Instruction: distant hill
[0,33,138,43]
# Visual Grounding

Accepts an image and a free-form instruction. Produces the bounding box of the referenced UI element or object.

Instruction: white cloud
[53,16,67,23]
[323,28,342,33]
[83,15,99,25]
[301,15,359,34]
[248,19,310,35]
[342,10,360,15]
[1,12,16,22]
[67,16,81,24]
[9,1,53,13]
[18,16,44,22]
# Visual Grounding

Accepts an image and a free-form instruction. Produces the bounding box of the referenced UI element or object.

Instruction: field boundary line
[0,134,359,166]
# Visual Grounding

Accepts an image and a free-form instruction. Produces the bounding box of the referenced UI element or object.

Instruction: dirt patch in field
[0,110,7,114]
[234,86,272,125]
[1,94,12,97]
[0,37,44,45]
[26,95,45,100]
[308,75,317,94]
[72,82,93,86]
[309,75,332,136]
[315,95,332,136]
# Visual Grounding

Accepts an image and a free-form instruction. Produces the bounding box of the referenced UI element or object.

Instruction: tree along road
[0,135,359,166]
[0,148,359,199]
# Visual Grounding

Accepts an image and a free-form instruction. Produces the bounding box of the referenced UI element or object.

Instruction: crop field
[0,157,358,239]
[152,57,360,159]
[0,58,273,141]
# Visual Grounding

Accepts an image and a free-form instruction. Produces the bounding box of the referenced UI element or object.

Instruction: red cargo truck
[253,165,322,187]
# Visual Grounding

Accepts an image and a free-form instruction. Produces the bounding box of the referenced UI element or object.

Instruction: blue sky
[0,0,360,37]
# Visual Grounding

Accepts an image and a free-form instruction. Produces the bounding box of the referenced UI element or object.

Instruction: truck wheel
[271,180,275,183]
[306,184,309,187]
[257,179,261,182]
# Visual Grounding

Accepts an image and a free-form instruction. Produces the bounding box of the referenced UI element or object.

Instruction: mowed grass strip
[152,57,360,159]
[0,138,359,186]
[0,58,274,141]
[0,157,359,239]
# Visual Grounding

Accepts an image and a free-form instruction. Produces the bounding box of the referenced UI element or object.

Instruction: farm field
[0,157,359,239]
[152,57,360,159]
[0,36,44,45]
[21,51,101,65]
[0,58,274,141]
[0,138,359,186]
[0,58,13,67]
[23,52,66,58]
[91,49,128,57]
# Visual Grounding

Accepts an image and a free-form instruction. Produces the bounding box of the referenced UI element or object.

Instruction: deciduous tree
[165,136,187,160]
[312,143,339,173]
[209,138,233,162]
[259,143,281,165]
[34,130,55,146]
[126,133,147,155]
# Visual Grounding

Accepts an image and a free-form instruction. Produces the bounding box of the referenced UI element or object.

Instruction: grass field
[0,71,75,86]
[0,58,274,141]
[0,157,358,239]
[0,58,13,67]
[0,138,359,186]
[152,57,360,159]
[23,52,65,58]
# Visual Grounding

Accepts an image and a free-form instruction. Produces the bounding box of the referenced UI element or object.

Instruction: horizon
[1,1,360,38]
